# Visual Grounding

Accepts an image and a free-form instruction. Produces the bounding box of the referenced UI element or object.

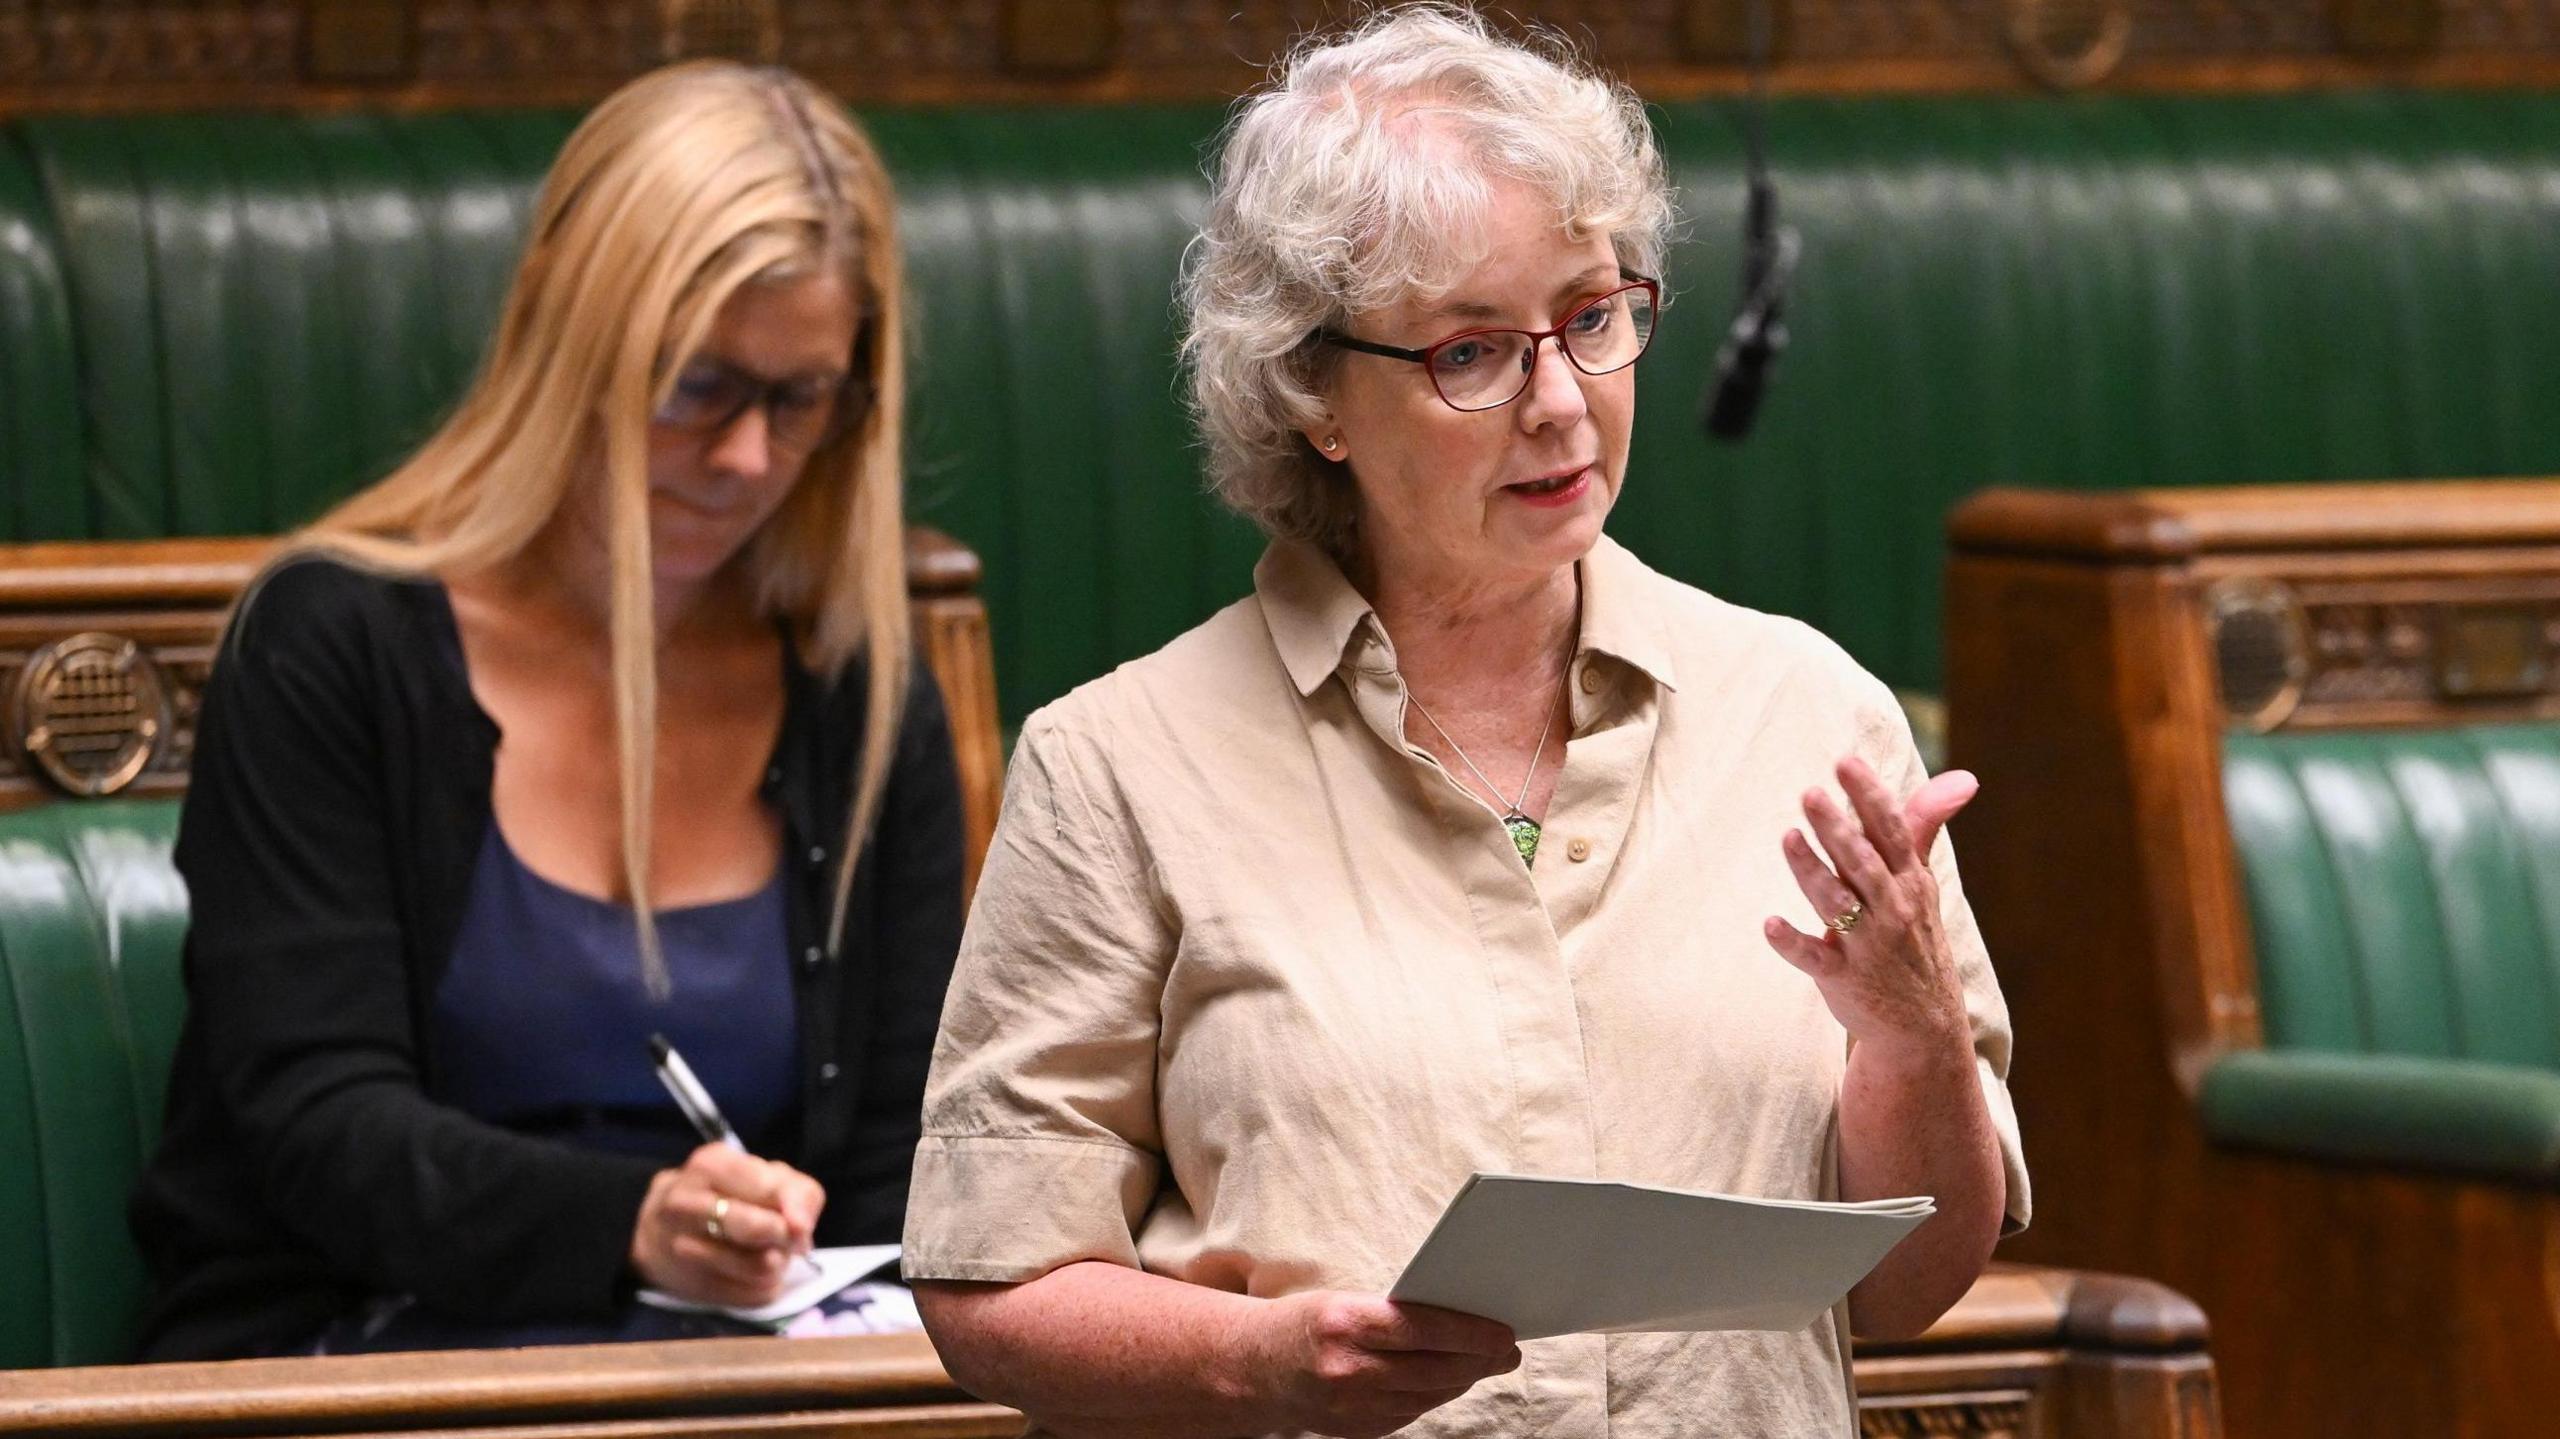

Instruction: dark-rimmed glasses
[1313,270,1660,413]
[652,357,872,453]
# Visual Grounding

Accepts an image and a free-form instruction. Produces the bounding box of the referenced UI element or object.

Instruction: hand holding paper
[1389,1173,1933,1342]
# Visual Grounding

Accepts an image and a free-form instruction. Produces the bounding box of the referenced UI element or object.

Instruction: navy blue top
[428,824,798,1163]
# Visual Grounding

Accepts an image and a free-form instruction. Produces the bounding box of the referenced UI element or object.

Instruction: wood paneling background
[3,0,2557,115]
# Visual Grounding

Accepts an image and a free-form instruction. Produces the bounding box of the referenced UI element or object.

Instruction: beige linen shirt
[907,535,2030,1438]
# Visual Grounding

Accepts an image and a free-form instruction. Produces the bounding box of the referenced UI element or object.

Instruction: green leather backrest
[10,95,2560,721]
[0,129,81,538]
[0,800,186,1369]
[2223,726,2560,1068]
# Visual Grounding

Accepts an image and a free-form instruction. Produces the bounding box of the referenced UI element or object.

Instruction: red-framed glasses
[1314,270,1660,413]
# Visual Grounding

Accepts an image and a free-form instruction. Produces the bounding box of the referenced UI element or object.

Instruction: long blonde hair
[266,62,910,993]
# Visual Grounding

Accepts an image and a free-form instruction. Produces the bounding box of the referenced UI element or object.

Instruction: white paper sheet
[635,1242,902,1325]
[1388,1174,1933,1341]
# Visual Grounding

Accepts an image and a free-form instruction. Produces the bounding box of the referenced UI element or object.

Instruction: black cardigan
[128,556,966,1362]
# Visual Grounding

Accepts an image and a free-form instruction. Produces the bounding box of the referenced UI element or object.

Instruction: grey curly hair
[1177,4,1674,557]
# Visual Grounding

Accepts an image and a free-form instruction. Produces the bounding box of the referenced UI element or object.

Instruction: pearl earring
[1321,435,1341,453]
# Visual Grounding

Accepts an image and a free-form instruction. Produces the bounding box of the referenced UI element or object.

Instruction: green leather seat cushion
[2218,722,2560,1178]
[2199,1049,2560,1183]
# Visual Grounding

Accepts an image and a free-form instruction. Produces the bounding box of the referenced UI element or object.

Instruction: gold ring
[1826,900,1865,934]
[705,1196,730,1242]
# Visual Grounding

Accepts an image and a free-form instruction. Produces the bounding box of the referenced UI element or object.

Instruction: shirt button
[807,846,826,865]
[766,765,782,786]
[818,1062,841,1084]
[1567,836,1593,862]
[1578,664,1603,695]
[802,945,824,970]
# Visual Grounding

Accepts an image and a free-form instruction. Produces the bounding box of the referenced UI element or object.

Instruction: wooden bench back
[0,529,1002,894]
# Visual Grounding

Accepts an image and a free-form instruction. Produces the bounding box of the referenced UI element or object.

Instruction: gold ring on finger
[705,1196,729,1242]
[1826,900,1865,934]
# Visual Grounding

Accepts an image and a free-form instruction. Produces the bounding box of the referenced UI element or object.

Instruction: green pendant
[1504,813,1541,867]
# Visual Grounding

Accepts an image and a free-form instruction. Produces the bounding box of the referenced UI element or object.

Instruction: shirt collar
[1577,533,1679,693]
[1255,532,1679,698]
[1256,540,1379,698]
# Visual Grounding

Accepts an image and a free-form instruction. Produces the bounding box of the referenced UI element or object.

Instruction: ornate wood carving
[2332,0,2447,56]
[7,1,2560,112]
[2198,573,2560,730]
[1003,0,1116,73]
[1860,1396,2032,1438]
[2004,0,2135,89]
[1679,0,1794,64]
[412,1,646,87]
[659,0,781,64]
[0,611,217,809]
[0,0,297,91]
[305,0,414,82]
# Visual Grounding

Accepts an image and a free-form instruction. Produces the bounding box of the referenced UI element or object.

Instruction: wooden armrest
[0,1332,1020,1437]
[1860,1262,2212,1358]
[0,1266,2218,1438]
[1855,1264,2223,1439]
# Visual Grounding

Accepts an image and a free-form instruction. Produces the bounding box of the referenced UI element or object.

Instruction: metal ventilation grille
[2206,579,2308,733]
[12,633,170,797]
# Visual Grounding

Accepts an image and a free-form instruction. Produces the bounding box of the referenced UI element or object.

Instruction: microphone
[1700,0,1799,444]
[1701,178,1799,442]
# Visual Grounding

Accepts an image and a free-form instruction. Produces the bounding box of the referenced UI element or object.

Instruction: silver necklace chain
[1406,669,1566,822]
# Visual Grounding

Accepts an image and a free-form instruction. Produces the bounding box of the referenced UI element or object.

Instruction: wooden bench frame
[1945,480,2560,1439]
[0,534,2222,1437]
[0,1266,2217,1437]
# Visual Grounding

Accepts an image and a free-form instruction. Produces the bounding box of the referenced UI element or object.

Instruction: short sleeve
[902,713,1176,1282]
[1858,683,2034,1236]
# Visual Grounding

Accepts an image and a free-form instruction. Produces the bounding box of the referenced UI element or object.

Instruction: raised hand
[1762,757,1978,1063]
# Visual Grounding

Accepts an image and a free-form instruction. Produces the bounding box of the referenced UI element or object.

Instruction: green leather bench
[0,803,2232,1426]
[0,801,183,1368]
[11,86,2560,1409]
[8,94,2560,725]
[2211,724,2560,1179]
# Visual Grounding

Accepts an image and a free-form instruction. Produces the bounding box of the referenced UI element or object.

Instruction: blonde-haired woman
[128,62,965,1360]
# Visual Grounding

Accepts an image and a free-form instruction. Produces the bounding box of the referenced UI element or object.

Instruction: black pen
[649,1032,744,1152]
[649,1033,820,1281]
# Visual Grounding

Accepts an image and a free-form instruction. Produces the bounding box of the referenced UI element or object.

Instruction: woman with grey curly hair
[903,7,2028,1435]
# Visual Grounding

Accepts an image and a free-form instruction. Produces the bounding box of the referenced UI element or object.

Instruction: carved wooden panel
[411,1,647,87]
[1860,1394,2033,1438]
[782,0,1003,78]
[5,1,2559,113]
[0,0,297,91]
[0,612,218,810]
[0,534,1013,911]
[2200,569,2560,731]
